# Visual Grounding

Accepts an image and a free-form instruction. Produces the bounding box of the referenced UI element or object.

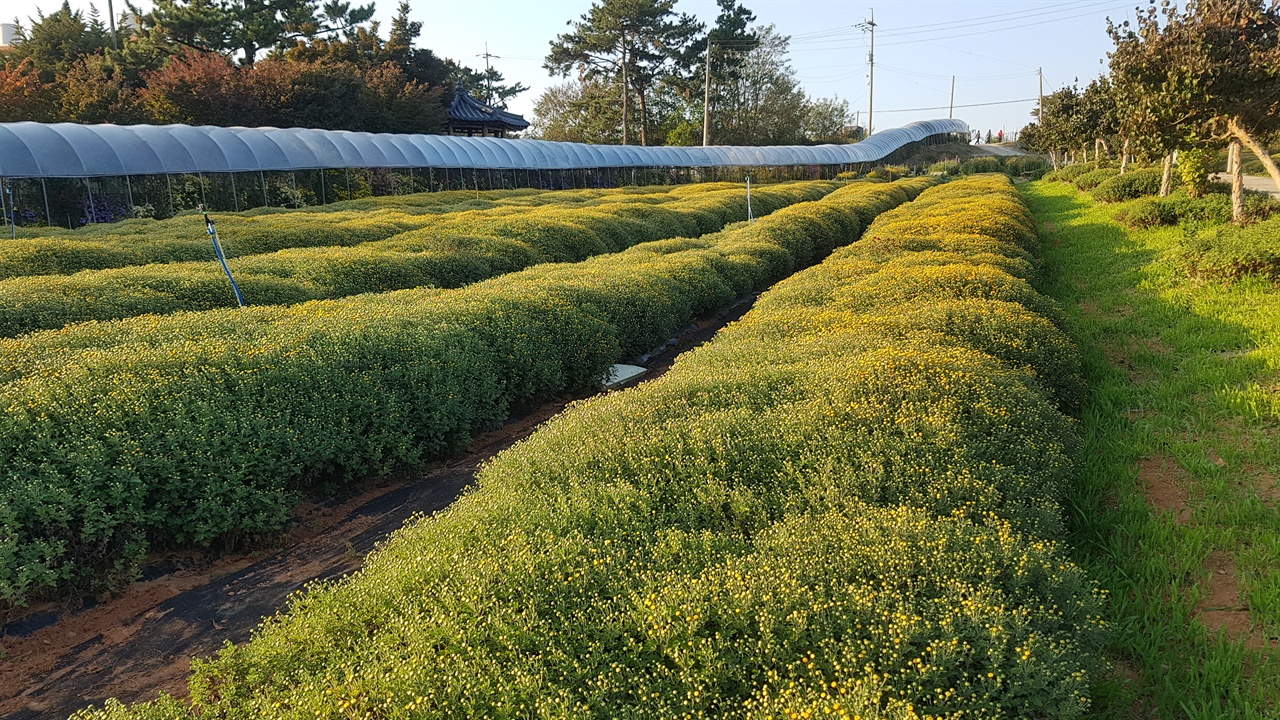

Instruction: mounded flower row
[0,181,835,337]
[0,178,930,608]
[76,174,1105,720]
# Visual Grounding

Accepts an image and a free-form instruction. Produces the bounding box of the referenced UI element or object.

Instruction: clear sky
[6,0,1139,139]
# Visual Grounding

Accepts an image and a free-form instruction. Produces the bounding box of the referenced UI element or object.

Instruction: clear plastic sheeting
[0,120,969,178]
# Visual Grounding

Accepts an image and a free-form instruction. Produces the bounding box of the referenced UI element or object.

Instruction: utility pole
[858,10,876,137]
[1037,67,1043,124]
[949,75,955,119]
[702,36,712,146]
[621,34,629,145]
[106,0,118,50]
[477,43,500,105]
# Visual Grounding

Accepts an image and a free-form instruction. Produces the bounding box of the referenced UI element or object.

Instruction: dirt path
[0,297,755,720]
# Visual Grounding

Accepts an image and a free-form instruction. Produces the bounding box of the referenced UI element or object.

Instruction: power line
[918,40,1037,71]
[876,0,1122,39]
[874,97,1037,114]
[878,63,1035,82]
[878,6,1132,46]
[785,4,1130,51]
[788,0,1114,41]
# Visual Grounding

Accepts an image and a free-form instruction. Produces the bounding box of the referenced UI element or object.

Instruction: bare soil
[1136,455,1192,524]
[0,297,756,720]
[1195,551,1272,651]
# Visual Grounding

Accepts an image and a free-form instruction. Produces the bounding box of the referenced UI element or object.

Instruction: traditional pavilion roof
[448,84,530,131]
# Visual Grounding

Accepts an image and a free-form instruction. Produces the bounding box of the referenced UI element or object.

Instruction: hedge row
[1072,167,1119,190]
[0,182,835,338]
[75,174,1104,720]
[1042,162,1101,183]
[927,154,1050,180]
[1172,214,1280,281]
[0,177,932,609]
[0,185,697,280]
[1114,186,1279,229]
[1091,167,1174,202]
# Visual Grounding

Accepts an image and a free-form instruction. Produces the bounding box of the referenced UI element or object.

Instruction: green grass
[1023,181,1280,718]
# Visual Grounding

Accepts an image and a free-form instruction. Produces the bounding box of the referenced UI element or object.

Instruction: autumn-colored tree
[0,59,56,122]
[140,49,252,125]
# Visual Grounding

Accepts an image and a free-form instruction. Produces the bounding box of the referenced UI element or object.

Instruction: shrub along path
[0,297,758,720]
[1025,181,1280,718]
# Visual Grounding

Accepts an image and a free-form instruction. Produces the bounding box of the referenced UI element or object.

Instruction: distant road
[974,144,1026,157]
[1212,173,1280,199]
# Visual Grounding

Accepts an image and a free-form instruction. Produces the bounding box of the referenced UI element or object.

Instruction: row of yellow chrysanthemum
[0,182,838,338]
[0,177,929,611]
[74,174,1104,720]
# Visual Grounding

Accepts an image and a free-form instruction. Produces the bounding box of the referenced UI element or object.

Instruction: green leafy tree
[1108,0,1280,217]
[135,0,375,67]
[446,62,529,110]
[59,53,149,123]
[1020,86,1091,169]
[546,0,704,145]
[696,0,758,144]
[803,95,853,144]
[529,78,622,144]
[712,25,806,145]
[1078,76,1119,160]
[9,1,109,83]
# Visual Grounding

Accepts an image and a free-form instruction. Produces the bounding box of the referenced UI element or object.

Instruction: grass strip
[1025,180,1280,718]
[75,175,1106,720]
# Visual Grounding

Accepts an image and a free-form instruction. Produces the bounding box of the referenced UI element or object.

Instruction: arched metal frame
[0,120,969,178]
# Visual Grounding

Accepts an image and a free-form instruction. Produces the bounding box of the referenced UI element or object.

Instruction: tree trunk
[620,37,629,146]
[1049,150,1060,171]
[1120,138,1130,174]
[637,86,648,146]
[1159,154,1173,197]
[1229,140,1245,222]
[1228,116,1280,193]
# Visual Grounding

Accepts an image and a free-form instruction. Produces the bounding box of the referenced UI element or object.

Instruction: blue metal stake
[5,184,15,240]
[202,205,245,307]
